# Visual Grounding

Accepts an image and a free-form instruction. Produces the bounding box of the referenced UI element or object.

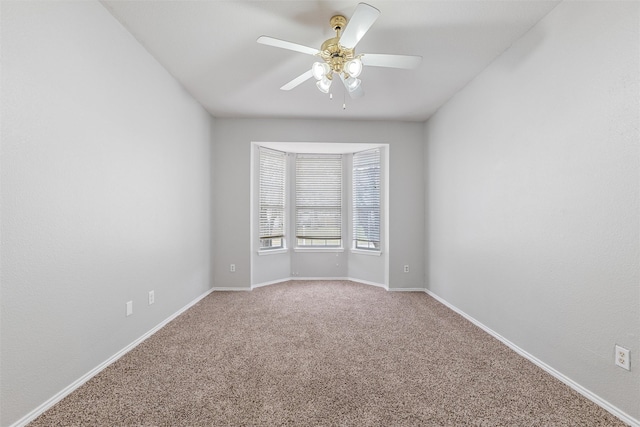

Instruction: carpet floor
[31,280,626,426]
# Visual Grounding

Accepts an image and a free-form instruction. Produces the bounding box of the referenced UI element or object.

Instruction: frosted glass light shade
[345,76,361,92]
[312,62,330,80]
[316,76,332,93]
[345,58,362,77]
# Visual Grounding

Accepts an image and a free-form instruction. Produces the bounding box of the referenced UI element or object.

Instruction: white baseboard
[212,286,252,291]
[290,276,350,281]
[251,277,388,291]
[424,289,640,427]
[10,287,216,427]
[251,278,289,289]
[388,287,424,292]
[347,278,388,290]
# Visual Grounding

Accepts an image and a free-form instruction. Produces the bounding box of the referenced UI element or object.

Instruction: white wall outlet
[615,345,630,370]
[126,301,133,317]
[230,264,236,272]
[403,265,410,273]
[148,290,155,305]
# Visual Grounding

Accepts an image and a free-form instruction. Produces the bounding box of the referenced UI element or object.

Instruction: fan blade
[281,69,314,91]
[339,3,380,49]
[257,36,319,56]
[340,74,364,99]
[361,53,422,69]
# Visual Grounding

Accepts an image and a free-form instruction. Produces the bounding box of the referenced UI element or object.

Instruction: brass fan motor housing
[320,15,356,75]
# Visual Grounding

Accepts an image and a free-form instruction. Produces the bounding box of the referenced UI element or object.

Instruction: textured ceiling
[101,1,560,122]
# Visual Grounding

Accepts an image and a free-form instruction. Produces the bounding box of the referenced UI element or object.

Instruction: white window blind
[353,149,380,250]
[295,154,342,245]
[259,148,286,249]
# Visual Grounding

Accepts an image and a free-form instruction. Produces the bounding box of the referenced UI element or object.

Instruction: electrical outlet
[230,264,236,272]
[126,301,133,317]
[615,345,630,370]
[148,290,155,305]
[403,265,409,273]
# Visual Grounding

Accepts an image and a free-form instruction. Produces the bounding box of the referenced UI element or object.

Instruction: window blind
[259,148,286,247]
[295,154,342,241]
[353,149,380,248]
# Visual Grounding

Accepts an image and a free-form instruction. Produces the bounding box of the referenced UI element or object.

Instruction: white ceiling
[101,1,560,122]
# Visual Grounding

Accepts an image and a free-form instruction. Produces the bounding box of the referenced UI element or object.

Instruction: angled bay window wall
[251,142,388,288]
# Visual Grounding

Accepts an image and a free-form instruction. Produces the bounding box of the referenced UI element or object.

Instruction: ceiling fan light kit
[257,2,422,101]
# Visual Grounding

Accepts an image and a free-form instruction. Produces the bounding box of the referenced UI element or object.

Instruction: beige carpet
[31,280,625,426]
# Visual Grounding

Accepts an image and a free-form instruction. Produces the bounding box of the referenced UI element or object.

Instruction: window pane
[259,148,286,249]
[295,154,342,246]
[353,149,380,249]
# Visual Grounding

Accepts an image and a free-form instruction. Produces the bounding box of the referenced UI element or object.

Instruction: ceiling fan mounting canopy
[256,2,422,99]
[330,15,347,32]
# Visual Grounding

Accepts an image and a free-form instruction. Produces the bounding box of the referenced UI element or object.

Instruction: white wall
[213,118,424,290]
[0,2,213,425]
[424,1,639,422]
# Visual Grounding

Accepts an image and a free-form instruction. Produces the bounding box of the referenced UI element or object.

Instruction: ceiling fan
[257,2,422,99]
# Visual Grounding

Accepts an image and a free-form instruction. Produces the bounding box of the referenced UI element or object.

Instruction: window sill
[294,247,344,253]
[258,248,288,256]
[351,248,382,256]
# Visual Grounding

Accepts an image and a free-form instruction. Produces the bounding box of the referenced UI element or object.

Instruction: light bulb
[344,58,362,78]
[312,62,330,80]
[316,76,332,93]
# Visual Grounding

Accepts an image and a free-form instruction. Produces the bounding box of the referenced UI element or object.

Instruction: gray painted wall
[4,0,636,425]
[424,1,639,421]
[1,2,213,425]
[213,119,424,290]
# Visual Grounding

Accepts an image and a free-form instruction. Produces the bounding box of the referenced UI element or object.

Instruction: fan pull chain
[343,92,347,110]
